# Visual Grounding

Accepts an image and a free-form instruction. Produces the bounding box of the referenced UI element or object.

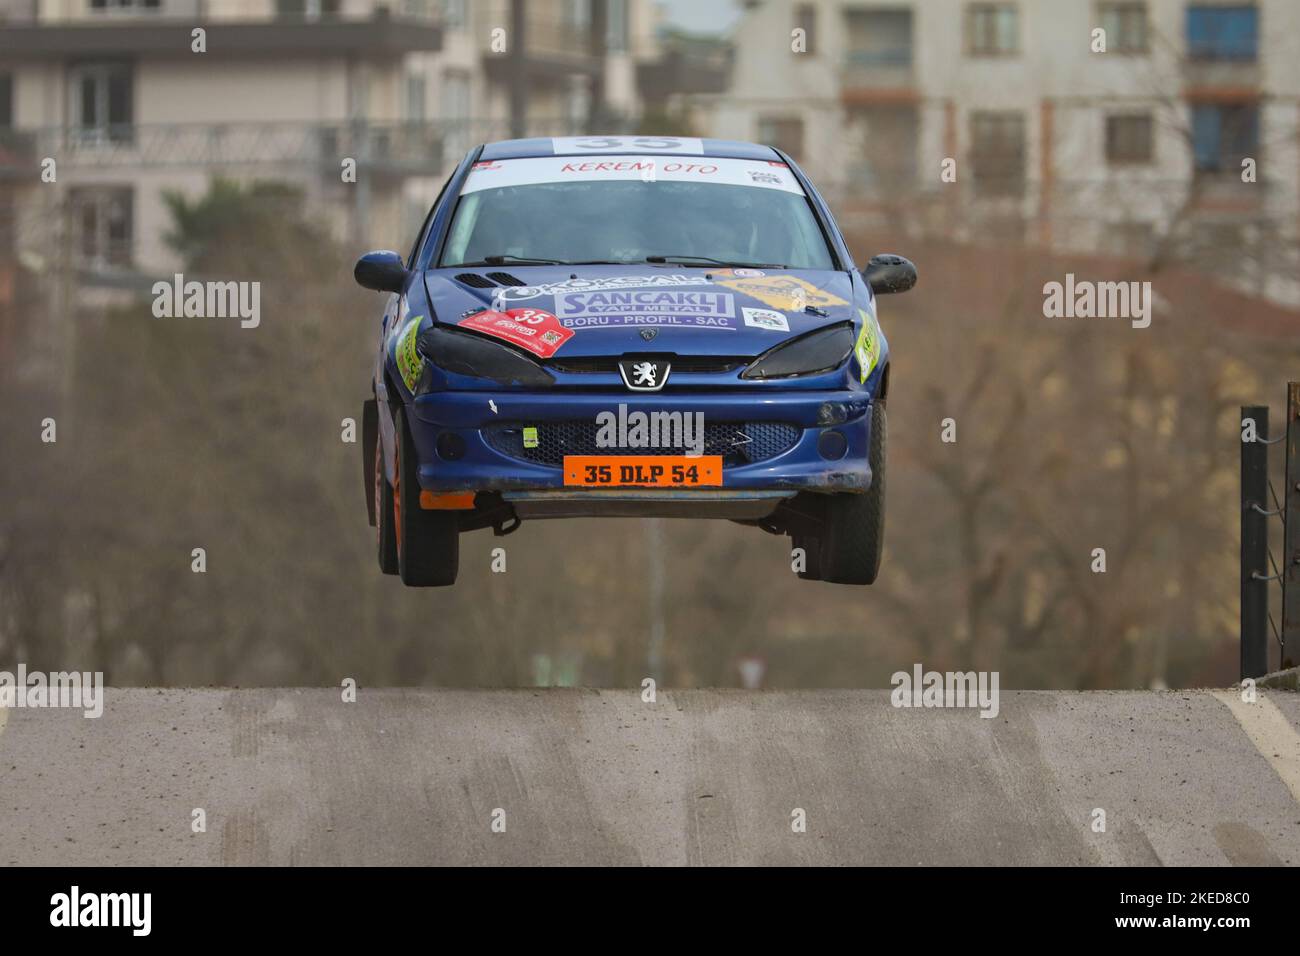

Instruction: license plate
[563,455,723,487]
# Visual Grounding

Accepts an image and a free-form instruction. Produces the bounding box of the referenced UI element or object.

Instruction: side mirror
[862,254,917,295]
[354,250,408,293]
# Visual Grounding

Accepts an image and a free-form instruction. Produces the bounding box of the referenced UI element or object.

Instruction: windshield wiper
[450,255,633,267]
[453,255,568,266]
[646,255,787,269]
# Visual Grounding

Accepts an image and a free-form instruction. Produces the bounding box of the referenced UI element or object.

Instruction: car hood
[423,265,860,360]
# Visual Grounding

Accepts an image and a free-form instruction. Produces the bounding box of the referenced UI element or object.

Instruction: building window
[845,9,913,66]
[441,70,471,164]
[1105,114,1153,163]
[70,187,133,268]
[406,72,427,122]
[967,3,1018,55]
[560,0,591,30]
[794,3,817,55]
[438,0,467,27]
[69,63,133,144]
[564,75,590,133]
[1097,1,1147,53]
[849,105,919,190]
[0,74,11,129]
[88,0,162,11]
[1186,5,1258,61]
[607,0,629,53]
[970,110,1025,197]
[275,0,342,19]
[1191,102,1258,173]
[757,116,804,161]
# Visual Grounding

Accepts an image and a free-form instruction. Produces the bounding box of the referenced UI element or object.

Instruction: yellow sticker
[395,316,423,391]
[714,275,849,312]
[855,307,883,383]
[522,426,539,449]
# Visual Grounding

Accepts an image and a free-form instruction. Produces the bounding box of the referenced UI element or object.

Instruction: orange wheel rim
[393,444,402,552]
[374,439,384,548]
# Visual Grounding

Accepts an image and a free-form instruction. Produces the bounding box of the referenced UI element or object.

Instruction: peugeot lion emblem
[639,328,657,342]
[618,359,670,392]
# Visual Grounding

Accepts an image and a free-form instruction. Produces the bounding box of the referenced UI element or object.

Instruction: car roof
[478,137,783,162]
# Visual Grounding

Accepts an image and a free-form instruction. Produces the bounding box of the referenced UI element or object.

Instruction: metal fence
[1240,382,1300,679]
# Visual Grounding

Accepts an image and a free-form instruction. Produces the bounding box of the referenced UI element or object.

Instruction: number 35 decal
[551,136,705,155]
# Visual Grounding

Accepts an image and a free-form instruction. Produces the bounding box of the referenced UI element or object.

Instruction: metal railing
[1240,383,1300,679]
[0,117,628,177]
[0,121,457,175]
[0,0,440,24]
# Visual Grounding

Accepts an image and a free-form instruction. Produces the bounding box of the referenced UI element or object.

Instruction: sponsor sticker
[395,316,424,391]
[461,156,804,195]
[714,275,849,312]
[523,426,539,449]
[495,273,707,303]
[855,307,882,382]
[554,289,737,330]
[458,307,574,358]
[742,307,789,332]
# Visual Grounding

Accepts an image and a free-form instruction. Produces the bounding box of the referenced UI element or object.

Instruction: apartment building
[0,0,665,302]
[694,0,1300,301]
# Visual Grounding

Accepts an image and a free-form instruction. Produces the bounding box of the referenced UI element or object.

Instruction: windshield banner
[462,156,805,196]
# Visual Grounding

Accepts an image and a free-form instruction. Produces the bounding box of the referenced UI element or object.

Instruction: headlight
[417,325,555,388]
[740,322,853,380]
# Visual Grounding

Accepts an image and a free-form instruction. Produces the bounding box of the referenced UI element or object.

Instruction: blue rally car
[356,136,916,587]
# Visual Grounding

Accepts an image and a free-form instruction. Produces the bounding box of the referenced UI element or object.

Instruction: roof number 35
[569,137,693,151]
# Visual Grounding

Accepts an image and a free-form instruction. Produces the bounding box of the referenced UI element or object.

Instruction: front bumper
[408,389,875,498]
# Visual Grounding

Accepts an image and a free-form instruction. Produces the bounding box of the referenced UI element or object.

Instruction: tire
[820,402,886,585]
[375,420,399,575]
[394,406,459,587]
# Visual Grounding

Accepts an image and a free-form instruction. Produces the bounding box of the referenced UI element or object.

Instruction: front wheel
[820,402,886,585]
[375,415,398,575]
[395,406,459,587]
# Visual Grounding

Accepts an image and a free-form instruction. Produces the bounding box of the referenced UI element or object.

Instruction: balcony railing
[0,117,619,178]
[845,49,912,67]
[841,49,914,93]
[0,121,455,175]
[0,0,440,24]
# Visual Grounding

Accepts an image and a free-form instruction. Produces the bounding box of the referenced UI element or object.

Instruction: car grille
[482,420,801,466]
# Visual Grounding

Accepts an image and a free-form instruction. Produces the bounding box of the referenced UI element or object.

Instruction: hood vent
[485,271,525,287]
[454,273,498,288]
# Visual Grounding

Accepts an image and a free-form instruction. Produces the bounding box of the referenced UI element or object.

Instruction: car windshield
[439,155,836,270]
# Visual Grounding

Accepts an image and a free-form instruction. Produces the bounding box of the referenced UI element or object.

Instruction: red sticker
[458,308,574,359]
